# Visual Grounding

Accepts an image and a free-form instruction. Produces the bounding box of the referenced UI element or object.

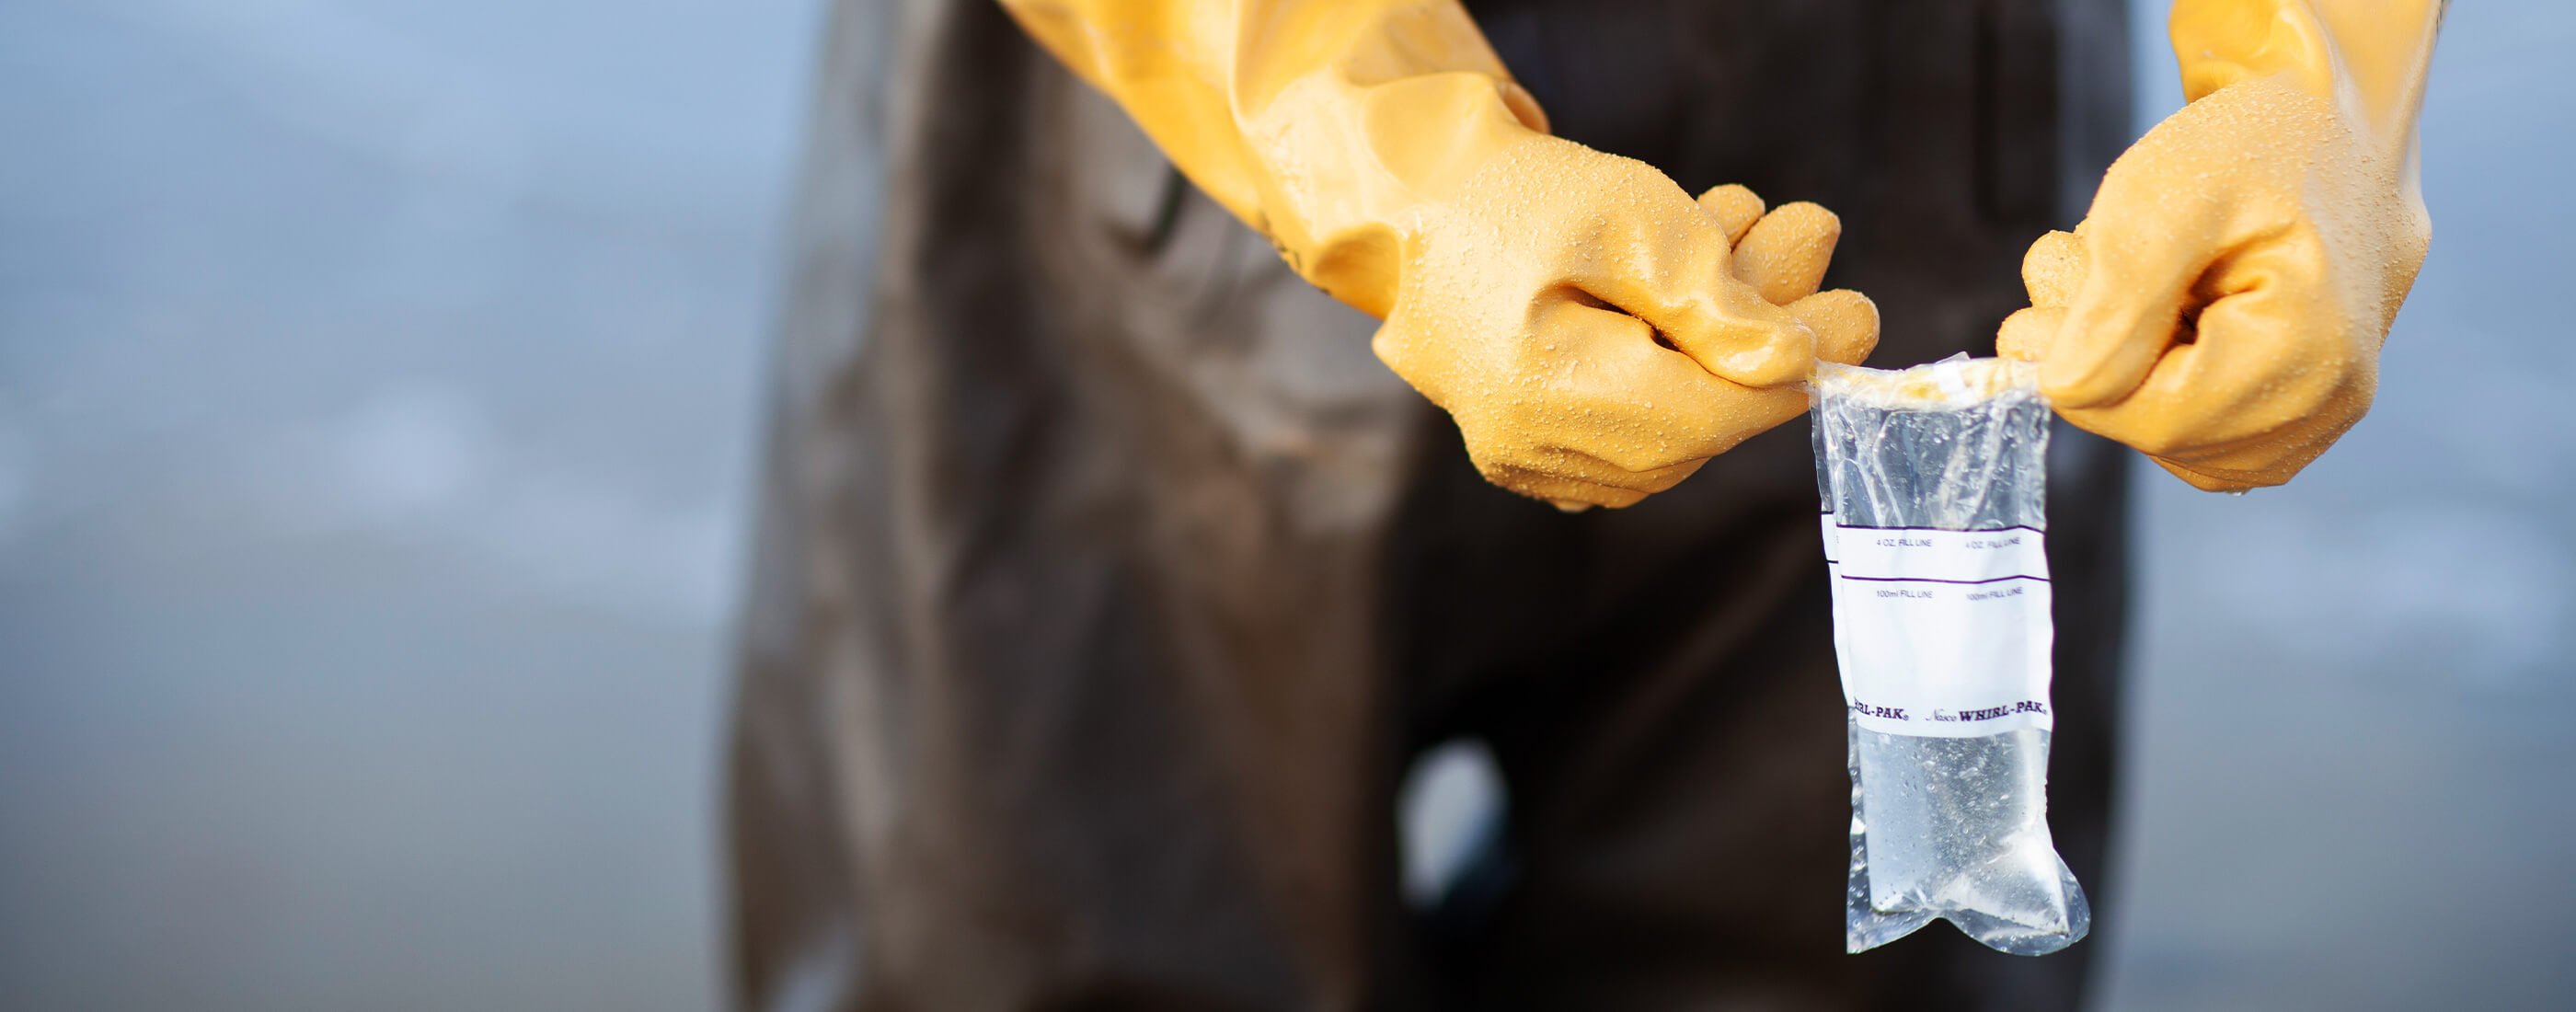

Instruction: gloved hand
[1997,0,2443,491]
[1003,0,1874,509]
[1369,137,1877,510]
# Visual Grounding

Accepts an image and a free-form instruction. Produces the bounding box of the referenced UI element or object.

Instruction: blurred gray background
[1,2,2568,1010]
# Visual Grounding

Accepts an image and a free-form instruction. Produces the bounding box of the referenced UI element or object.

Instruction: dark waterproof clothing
[729,2,2136,1008]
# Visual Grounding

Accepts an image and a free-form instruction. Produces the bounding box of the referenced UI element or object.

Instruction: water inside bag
[1811,355,2088,956]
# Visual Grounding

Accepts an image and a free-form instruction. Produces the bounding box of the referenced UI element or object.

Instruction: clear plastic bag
[1810,355,2088,956]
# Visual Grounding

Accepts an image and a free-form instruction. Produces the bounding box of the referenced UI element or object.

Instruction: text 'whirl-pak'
[1811,355,2087,957]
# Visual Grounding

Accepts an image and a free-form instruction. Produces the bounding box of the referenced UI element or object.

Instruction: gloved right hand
[1004,0,1875,509]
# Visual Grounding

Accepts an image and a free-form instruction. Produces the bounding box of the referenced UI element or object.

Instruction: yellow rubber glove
[1001,1,1877,509]
[1997,0,2443,491]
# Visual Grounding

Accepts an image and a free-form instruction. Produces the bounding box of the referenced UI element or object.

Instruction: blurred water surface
[2102,4,2576,1007]
[0,2,818,1007]
[1,2,2569,1010]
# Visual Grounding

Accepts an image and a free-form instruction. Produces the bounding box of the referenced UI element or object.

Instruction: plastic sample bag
[1810,355,2088,956]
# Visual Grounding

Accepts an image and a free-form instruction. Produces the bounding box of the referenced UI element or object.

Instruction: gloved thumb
[1652,297,1815,389]
[2044,219,2210,408]
[1576,257,1815,390]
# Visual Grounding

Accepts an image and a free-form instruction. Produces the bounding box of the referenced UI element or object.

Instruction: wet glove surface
[1004,0,1875,509]
[1998,0,2443,491]
[1366,126,1877,509]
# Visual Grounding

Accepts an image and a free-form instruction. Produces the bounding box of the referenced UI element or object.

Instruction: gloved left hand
[1996,0,2442,492]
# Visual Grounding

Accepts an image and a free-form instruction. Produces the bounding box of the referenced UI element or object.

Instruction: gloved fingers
[1696,184,1766,245]
[2054,254,2373,489]
[1466,440,1662,508]
[1569,258,1813,390]
[1731,201,1843,305]
[1567,172,1816,390]
[1516,445,1708,492]
[1663,309,1814,390]
[2042,219,2216,409]
[1995,306,2062,362]
[2040,96,2282,411]
[2149,454,2270,494]
[1786,288,1879,367]
[1581,309,1813,467]
[1480,462,1647,510]
[2055,339,2333,492]
[2188,259,2376,435]
[1548,298,1809,471]
[1472,429,1699,506]
[1567,270,1814,391]
[1442,298,1758,507]
[2021,229,2087,308]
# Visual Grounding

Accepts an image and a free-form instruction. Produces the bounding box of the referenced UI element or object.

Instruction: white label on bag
[1823,518,2055,737]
